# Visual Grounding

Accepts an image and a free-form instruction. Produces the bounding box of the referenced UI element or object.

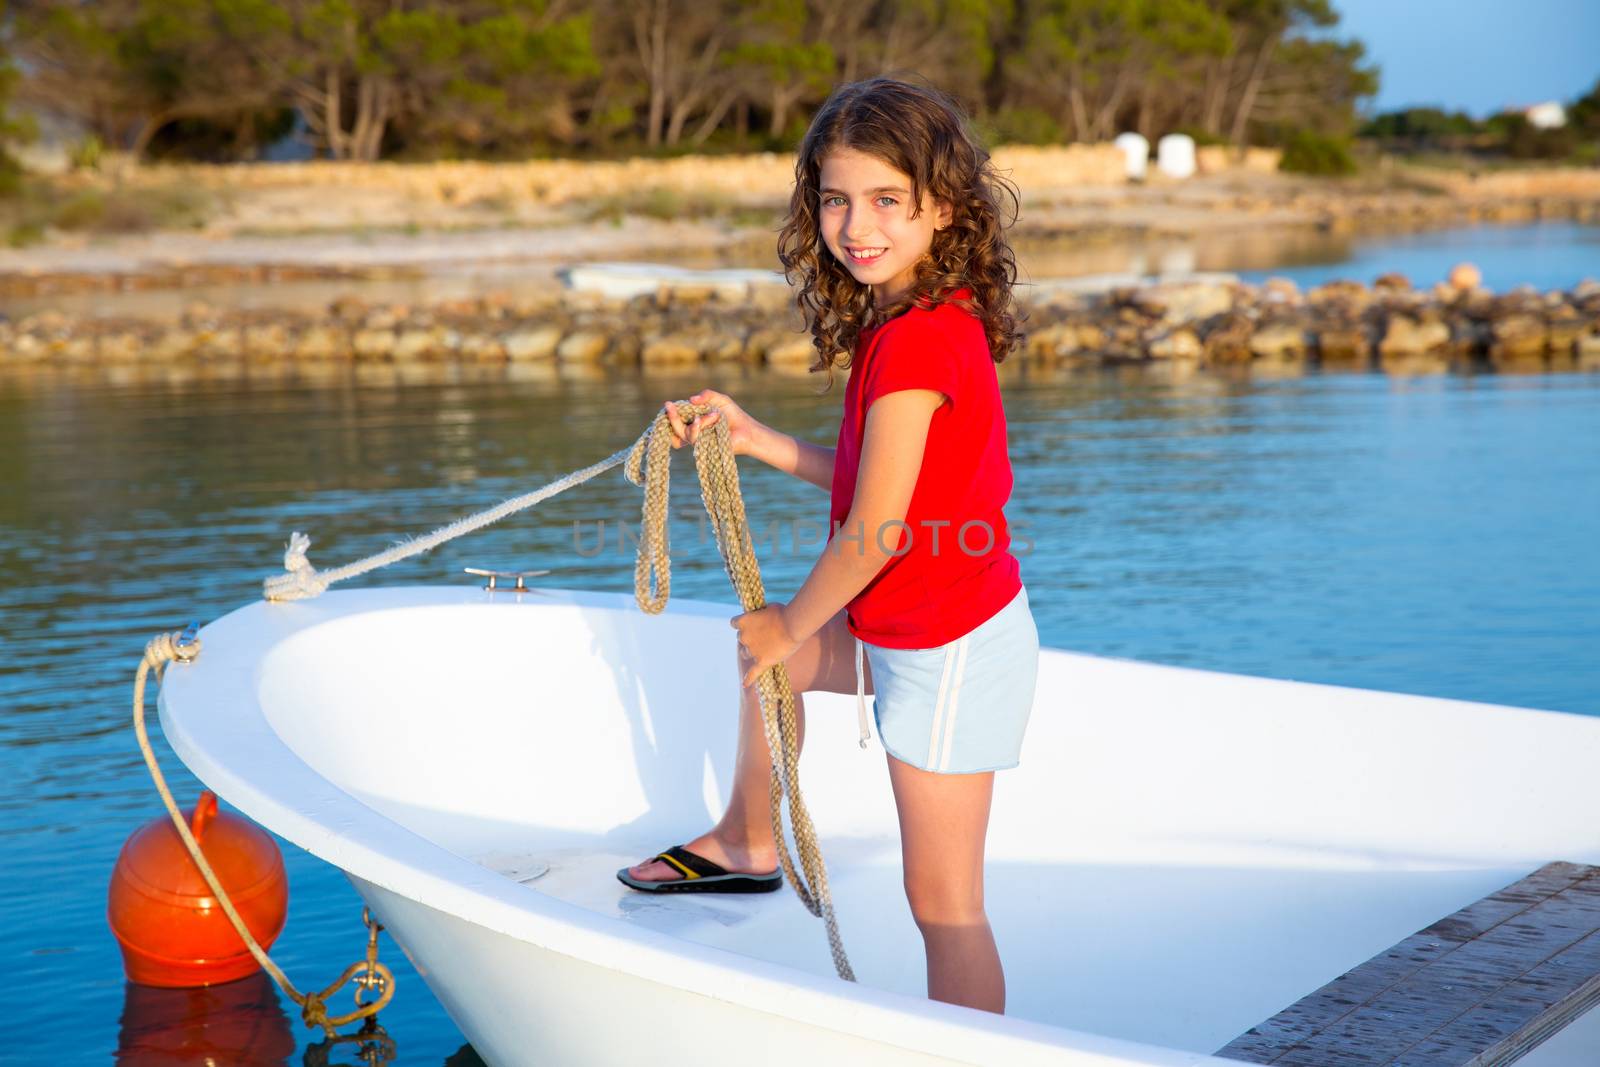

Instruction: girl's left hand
[732,604,802,688]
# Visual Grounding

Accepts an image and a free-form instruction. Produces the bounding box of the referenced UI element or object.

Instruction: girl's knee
[903,876,985,929]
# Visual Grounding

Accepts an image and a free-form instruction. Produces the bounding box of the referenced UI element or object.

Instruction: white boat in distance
[159,585,1600,1065]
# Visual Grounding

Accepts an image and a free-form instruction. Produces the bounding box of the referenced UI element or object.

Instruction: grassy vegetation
[2,176,213,247]
[578,186,780,229]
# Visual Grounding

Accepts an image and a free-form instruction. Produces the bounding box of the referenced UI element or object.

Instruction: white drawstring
[854,636,870,749]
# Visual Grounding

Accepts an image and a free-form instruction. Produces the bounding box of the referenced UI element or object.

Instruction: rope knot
[300,994,331,1032]
[264,532,329,602]
[143,631,201,671]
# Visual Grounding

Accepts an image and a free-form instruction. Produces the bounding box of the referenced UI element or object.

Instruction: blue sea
[2,225,1598,1063]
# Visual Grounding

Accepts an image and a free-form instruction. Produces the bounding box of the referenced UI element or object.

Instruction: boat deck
[468,837,1600,1060]
[1217,862,1600,1066]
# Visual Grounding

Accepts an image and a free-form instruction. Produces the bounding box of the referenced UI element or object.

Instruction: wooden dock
[1217,861,1600,1066]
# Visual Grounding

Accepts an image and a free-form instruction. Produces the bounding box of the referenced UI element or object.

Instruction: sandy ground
[2,165,1596,290]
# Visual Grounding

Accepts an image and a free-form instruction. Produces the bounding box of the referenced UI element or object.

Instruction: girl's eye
[821,195,899,208]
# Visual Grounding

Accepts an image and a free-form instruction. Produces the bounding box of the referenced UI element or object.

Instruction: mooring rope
[134,630,395,1036]
[262,402,855,981]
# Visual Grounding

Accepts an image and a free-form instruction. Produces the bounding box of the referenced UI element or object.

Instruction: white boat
[159,584,1600,1065]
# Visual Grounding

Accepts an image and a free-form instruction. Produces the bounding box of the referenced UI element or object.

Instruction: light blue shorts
[852,585,1040,774]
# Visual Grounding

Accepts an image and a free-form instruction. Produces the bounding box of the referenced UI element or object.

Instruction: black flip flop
[616,845,783,894]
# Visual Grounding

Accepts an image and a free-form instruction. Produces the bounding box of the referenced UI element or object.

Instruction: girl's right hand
[662,390,764,458]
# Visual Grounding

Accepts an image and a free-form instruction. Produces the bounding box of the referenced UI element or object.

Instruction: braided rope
[627,405,854,981]
[134,632,395,1036]
[262,402,855,980]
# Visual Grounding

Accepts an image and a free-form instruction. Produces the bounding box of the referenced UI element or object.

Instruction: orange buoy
[108,790,288,987]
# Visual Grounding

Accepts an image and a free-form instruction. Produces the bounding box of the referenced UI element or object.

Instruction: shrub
[988,107,1064,147]
[1279,130,1358,176]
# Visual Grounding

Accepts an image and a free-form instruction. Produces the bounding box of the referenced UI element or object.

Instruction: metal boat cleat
[464,567,551,594]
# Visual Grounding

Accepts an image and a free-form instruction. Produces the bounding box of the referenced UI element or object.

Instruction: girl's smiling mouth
[847,247,886,262]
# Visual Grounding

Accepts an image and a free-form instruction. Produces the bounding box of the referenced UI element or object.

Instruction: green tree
[15,0,272,158]
[1014,0,1228,143]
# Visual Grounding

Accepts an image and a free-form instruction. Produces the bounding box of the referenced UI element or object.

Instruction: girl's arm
[732,388,944,686]
[781,389,943,642]
[749,426,835,491]
[663,390,833,490]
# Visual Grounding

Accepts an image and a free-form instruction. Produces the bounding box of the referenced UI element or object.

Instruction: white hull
[159,587,1600,1065]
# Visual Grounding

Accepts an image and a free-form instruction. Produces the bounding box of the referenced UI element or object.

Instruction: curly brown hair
[776,76,1025,388]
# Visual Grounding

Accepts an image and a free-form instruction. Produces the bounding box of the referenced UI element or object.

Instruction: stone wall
[6,275,1598,375]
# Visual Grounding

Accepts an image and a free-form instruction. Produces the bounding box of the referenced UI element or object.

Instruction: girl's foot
[625,829,777,884]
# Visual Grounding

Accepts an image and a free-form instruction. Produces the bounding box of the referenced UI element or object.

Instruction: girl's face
[818,147,952,309]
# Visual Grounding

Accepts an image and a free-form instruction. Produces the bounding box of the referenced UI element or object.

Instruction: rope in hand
[626,404,854,981]
[134,631,396,1036]
[262,401,855,982]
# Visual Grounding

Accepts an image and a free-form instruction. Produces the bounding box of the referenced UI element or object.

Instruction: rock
[1378,314,1450,357]
[459,334,507,362]
[1024,323,1080,361]
[393,328,444,362]
[1249,321,1308,360]
[556,329,609,363]
[1200,312,1254,363]
[1545,307,1586,353]
[244,323,290,359]
[656,284,718,309]
[8,331,47,362]
[640,333,703,368]
[1145,327,1202,361]
[149,329,198,361]
[96,331,142,363]
[1316,326,1371,365]
[747,285,794,314]
[1075,324,1109,351]
[1448,262,1483,291]
[294,326,349,360]
[1489,314,1547,362]
[330,296,368,323]
[1575,327,1600,368]
[1308,280,1374,314]
[1155,282,1233,325]
[181,302,218,328]
[1262,276,1301,302]
[503,325,562,362]
[352,328,397,360]
[703,331,745,364]
[764,333,818,373]
[1373,272,1412,292]
[197,327,242,360]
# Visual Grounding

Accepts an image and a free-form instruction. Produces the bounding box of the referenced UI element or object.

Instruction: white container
[1156,134,1197,180]
[1113,132,1150,181]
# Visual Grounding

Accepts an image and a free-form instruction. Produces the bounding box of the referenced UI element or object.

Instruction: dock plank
[1217,862,1600,1066]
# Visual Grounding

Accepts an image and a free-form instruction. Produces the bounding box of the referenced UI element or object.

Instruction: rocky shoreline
[4,270,1598,376]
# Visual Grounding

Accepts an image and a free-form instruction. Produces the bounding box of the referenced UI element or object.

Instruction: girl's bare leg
[625,609,860,882]
[886,757,1004,1013]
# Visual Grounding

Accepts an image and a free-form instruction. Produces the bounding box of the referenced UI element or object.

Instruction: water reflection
[115,973,485,1067]
[115,973,296,1066]
[301,1021,397,1067]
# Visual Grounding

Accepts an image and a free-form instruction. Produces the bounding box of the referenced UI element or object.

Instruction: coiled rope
[134,630,395,1036]
[262,402,854,981]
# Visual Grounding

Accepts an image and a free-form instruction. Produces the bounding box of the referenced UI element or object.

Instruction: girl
[619,76,1039,1015]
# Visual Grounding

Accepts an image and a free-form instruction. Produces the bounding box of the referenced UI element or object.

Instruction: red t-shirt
[829,288,1023,649]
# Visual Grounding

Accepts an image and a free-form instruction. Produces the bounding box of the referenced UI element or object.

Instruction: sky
[1328,0,1600,117]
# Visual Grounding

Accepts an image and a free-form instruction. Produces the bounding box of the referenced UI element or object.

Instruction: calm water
[3,360,1598,1063]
